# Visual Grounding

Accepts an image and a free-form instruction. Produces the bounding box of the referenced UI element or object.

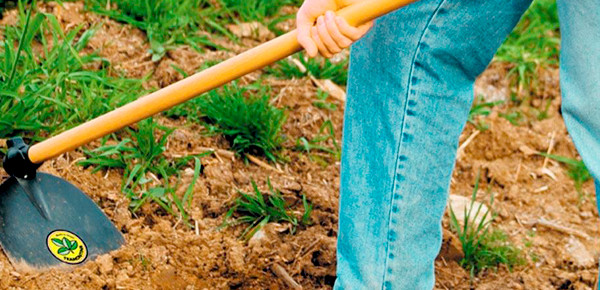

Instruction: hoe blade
[0,172,124,271]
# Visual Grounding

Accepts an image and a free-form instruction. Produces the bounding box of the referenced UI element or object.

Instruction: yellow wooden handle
[28,0,417,163]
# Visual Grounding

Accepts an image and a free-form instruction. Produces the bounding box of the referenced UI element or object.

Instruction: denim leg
[556,1,600,284]
[557,1,600,197]
[335,0,531,289]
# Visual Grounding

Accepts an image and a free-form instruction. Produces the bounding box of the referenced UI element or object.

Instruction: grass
[0,2,143,141]
[220,179,312,241]
[266,52,349,86]
[495,0,560,97]
[468,96,503,131]
[449,176,525,276]
[538,153,592,198]
[295,120,341,166]
[84,0,226,61]
[79,118,210,226]
[84,0,304,61]
[217,0,302,23]
[175,82,287,162]
[312,89,338,111]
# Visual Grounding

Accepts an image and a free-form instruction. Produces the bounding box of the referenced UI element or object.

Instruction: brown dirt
[1,2,598,289]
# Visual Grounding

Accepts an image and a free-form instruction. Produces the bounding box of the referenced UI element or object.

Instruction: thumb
[296,11,318,57]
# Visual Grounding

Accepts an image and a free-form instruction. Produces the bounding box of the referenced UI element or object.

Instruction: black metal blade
[0,172,125,271]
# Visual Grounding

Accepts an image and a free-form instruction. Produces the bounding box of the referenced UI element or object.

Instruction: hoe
[0,0,415,270]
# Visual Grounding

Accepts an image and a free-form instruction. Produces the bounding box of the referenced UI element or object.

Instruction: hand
[296,0,373,58]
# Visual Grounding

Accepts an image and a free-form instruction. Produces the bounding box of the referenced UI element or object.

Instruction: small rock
[96,254,114,275]
[283,180,302,192]
[447,194,491,226]
[115,270,129,286]
[184,168,195,177]
[565,236,595,268]
[437,228,464,262]
[518,144,538,156]
[248,228,268,249]
[233,171,250,185]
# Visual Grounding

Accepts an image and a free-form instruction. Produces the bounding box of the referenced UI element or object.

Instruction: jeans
[335,0,600,289]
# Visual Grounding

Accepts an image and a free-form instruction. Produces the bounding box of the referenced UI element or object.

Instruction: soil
[1,2,598,289]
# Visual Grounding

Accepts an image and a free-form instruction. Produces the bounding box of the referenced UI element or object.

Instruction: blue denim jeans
[335,0,600,289]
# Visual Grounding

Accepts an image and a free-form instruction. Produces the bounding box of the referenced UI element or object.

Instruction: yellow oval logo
[46,230,88,264]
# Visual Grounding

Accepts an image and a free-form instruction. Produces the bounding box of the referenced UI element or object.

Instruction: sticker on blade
[46,230,88,264]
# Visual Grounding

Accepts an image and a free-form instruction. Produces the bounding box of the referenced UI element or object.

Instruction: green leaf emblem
[52,238,63,247]
[57,247,70,256]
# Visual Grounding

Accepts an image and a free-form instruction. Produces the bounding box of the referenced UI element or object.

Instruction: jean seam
[380,0,447,287]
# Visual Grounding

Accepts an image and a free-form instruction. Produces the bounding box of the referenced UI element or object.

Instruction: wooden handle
[28,0,417,163]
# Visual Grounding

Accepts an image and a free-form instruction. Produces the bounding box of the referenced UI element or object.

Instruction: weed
[217,0,301,23]
[295,120,341,165]
[449,175,525,275]
[538,153,591,197]
[0,3,142,140]
[468,96,503,131]
[195,83,287,162]
[533,98,553,121]
[495,0,560,97]
[221,179,312,241]
[85,0,225,61]
[499,110,524,126]
[266,53,348,85]
[79,118,210,226]
[312,89,338,111]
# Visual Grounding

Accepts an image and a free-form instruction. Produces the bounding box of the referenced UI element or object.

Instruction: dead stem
[272,263,302,290]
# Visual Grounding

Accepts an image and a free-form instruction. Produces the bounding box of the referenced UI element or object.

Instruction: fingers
[311,27,332,58]
[324,11,353,49]
[316,15,342,55]
[335,16,373,41]
[296,10,318,57]
[300,10,374,58]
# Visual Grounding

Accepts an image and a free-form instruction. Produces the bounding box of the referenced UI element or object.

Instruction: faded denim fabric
[335,0,600,289]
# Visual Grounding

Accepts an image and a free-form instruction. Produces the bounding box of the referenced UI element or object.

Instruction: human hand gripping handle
[297,0,374,58]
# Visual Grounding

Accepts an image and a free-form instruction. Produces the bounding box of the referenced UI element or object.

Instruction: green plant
[266,53,349,85]
[295,120,341,165]
[0,3,143,140]
[217,0,301,23]
[196,83,287,162]
[312,89,337,111]
[495,0,560,96]
[499,110,524,126]
[85,0,225,61]
[449,176,525,275]
[468,96,503,131]
[79,118,209,226]
[538,153,591,197]
[221,180,312,241]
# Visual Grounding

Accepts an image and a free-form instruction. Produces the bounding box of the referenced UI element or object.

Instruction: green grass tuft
[538,153,592,198]
[0,4,143,140]
[220,179,312,241]
[495,0,560,96]
[266,53,348,85]
[468,96,503,131]
[217,0,301,23]
[84,0,225,61]
[79,118,210,226]
[295,120,341,166]
[449,175,526,276]
[194,83,287,162]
